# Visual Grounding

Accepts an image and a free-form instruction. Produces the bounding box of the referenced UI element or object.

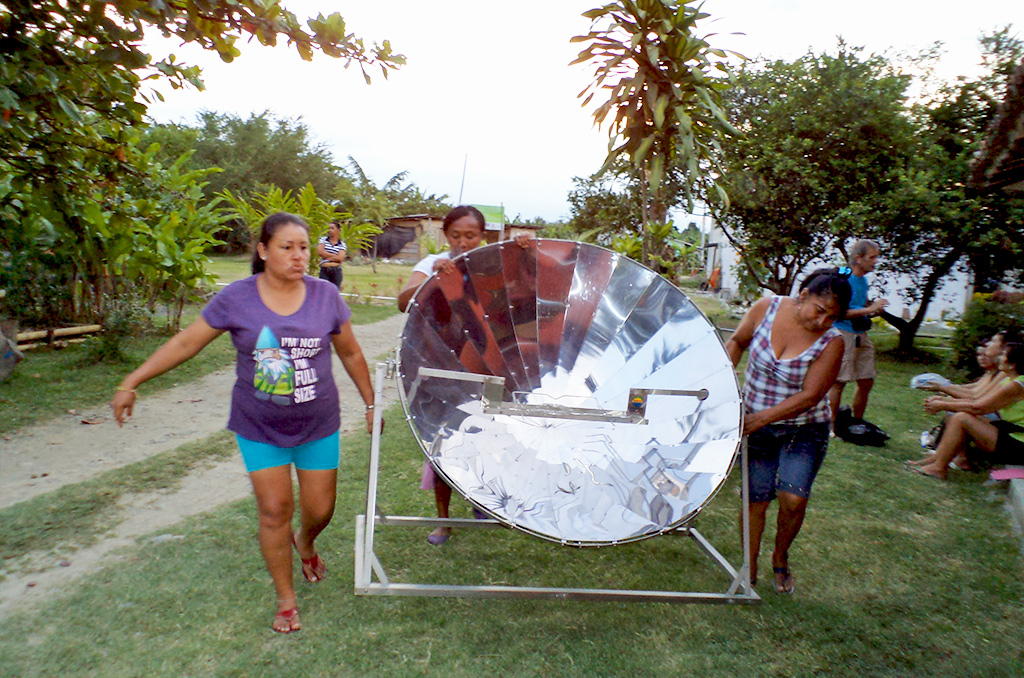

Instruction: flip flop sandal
[300,551,326,582]
[773,566,795,595]
[292,533,326,583]
[273,607,300,634]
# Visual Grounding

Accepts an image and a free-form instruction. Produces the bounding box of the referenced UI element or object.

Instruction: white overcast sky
[143,1,1022,222]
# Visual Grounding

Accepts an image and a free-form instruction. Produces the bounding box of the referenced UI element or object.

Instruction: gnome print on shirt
[253,326,295,406]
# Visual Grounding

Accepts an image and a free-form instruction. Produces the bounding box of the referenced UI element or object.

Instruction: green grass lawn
[206,253,252,284]
[208,253,412,303]
[1,339,1022,677]
[339,260,413,301]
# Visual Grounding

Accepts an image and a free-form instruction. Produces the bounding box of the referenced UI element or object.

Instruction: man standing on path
[829,239,888,429]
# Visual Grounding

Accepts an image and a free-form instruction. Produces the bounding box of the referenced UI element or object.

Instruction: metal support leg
[356,361,387,590]
[738,437,754,595]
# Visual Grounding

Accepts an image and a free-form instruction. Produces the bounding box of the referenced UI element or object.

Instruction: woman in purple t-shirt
[111,213,376,634]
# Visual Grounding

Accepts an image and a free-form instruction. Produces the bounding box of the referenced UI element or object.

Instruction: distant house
[505,223,544,241]
[701,220,973,323]
[370,215,444,262]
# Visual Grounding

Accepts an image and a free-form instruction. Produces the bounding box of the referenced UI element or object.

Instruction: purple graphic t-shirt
[202,275,353,447]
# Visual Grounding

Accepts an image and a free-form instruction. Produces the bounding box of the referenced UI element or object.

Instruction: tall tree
[331,158,450,269]
[840,28,1024,351]
[144,112,342,201]
[334,157,451,232]
[573,0,737,266]
[0,1,402,324]
[566,169,642,244]
[1,1,403,213]
[712,42,916,295]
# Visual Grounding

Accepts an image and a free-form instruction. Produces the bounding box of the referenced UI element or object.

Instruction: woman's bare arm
[331,322,375,433]
[111,318,224,426]
[924,377,1024,416]
[397,271,429,312]
[725,297,771,368]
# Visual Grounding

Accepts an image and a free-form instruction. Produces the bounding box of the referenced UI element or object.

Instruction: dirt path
[0,312,406,616]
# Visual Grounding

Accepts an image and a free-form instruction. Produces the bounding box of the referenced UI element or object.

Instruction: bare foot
[951,454,973,471]
[772,566,795,594]
[273,599,301,633]
[913,464,946,480]
[907,454,935,467]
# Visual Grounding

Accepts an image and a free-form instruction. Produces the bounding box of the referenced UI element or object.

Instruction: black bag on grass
[835,406,889,447]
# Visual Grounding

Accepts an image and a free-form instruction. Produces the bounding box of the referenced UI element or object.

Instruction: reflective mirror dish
[398,239,742,546]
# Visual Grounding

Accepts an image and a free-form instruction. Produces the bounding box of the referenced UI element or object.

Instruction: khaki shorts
[837,330,877,383]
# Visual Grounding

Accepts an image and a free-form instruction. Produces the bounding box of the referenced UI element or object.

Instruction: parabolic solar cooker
[355,239,756,603]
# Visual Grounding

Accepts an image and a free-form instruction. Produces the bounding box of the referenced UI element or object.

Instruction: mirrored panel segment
[399,240,742,546]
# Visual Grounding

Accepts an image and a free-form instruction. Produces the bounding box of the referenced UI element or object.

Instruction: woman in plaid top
[726,269,851,594]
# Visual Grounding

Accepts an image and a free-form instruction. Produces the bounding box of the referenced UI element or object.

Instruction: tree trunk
[640,179,650,266]
[895,249,964,352]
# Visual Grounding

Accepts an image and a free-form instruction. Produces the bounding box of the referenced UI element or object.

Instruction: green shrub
[80,287,154,364]
[947,294,1024,376]
[0,247,74,327]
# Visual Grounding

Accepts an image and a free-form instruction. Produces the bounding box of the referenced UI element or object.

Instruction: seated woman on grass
[910,332,1024,480]
[919,332,1007,400]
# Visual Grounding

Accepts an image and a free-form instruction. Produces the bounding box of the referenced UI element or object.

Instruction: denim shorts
[747,422,830,502]
[235,431,340,473]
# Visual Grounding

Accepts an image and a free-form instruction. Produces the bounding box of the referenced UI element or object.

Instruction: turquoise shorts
[235,431,340,473]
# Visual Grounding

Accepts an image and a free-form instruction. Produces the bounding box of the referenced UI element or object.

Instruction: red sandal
[273,606,301,634]
[292,532,326,583]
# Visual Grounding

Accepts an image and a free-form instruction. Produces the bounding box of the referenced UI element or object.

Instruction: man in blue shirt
[829,239,888,429]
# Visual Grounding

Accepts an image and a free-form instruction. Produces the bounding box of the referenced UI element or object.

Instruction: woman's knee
[300,495,336,526]
[256,496,294,528]
[776,491,809,514]
[949,412,974,427]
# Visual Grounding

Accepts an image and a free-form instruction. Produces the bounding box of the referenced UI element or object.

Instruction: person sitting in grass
[726,268,851,595]
[910,331,1024,480]
[915,332,1008,454]
[919,333,1008,400]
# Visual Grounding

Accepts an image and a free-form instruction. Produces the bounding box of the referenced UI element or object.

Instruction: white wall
[702,222,975,322]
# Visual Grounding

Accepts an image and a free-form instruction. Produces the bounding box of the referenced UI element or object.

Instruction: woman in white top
[397,206,532,545]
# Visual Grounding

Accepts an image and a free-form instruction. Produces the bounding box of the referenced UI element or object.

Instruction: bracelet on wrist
[117,386,137,396]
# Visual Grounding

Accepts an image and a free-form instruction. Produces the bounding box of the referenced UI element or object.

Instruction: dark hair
[442,205,485,233]
[798,268,853,316]
[251,212,309,274]
[1004,341,1023,373]
[998,328,1023,345]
